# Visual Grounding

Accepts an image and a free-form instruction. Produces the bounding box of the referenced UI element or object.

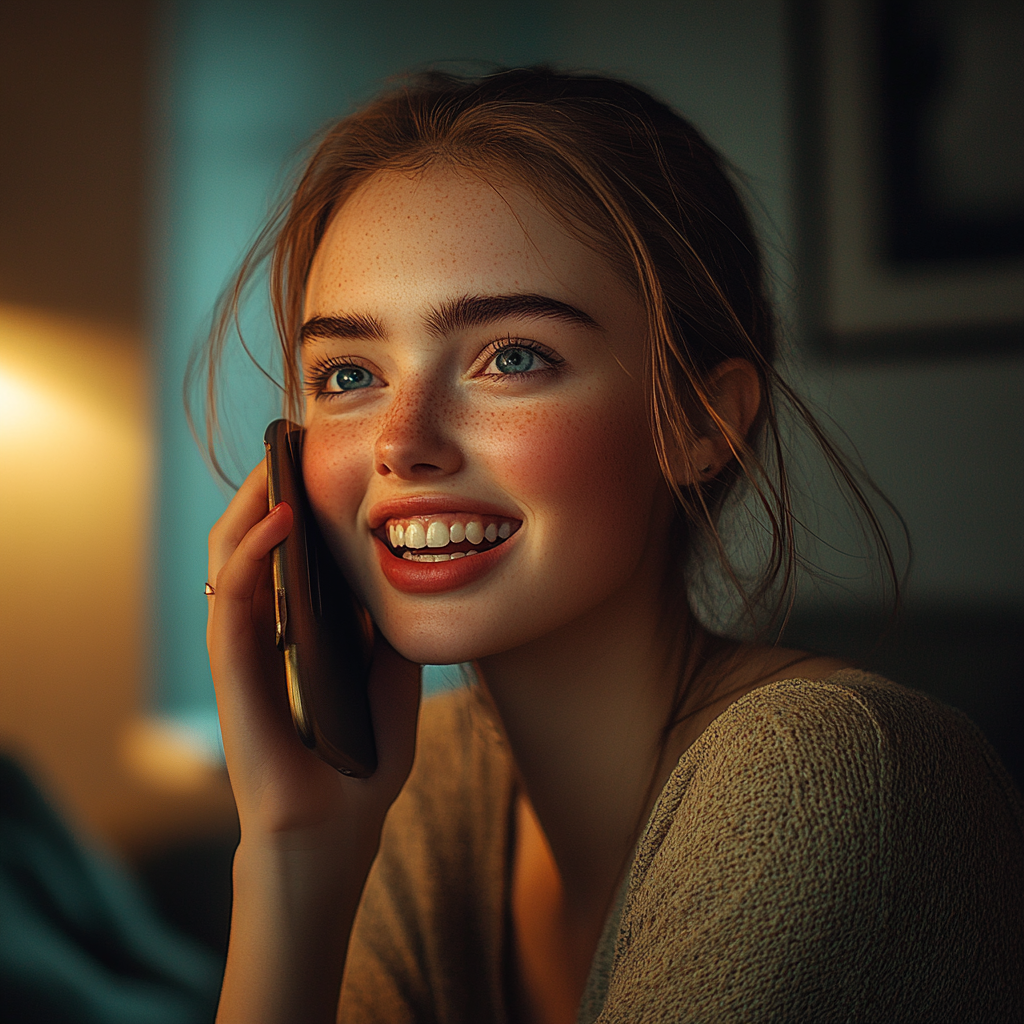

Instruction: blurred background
[2,0,1021,983]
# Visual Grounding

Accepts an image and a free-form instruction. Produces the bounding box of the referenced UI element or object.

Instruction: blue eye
[493,347,537,374]
[327,365,374,391]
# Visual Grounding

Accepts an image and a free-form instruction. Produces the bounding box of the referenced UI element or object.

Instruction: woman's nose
[373,381,464,479]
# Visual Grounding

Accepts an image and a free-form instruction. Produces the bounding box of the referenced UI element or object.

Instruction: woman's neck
[476,564,692,914]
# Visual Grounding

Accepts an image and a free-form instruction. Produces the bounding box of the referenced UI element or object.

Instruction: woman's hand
[206,462,421,1023]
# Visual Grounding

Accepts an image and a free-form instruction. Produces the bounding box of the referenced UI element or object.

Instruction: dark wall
[0,0,151,331]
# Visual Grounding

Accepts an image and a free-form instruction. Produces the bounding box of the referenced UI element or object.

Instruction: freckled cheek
[478,398,657,521]
[300,424,374,533]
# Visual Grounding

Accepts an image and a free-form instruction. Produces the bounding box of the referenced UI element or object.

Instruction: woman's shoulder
[607,670,1024,1022]
[671,668,1024,833]
[345,688,514,1023]
[412,684,508,777]
[630,668,1024,930]
[698,668,1017,783]
[386,684,512,830]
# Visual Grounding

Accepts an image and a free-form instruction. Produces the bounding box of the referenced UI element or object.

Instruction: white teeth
[389,516,517,551]
[401,549,476,561]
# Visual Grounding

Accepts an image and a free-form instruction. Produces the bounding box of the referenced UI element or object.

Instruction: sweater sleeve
[596,673,1024,1024]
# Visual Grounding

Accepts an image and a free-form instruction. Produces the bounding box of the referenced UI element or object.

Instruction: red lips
[367,494,520,530]
[373,530,519,594]
[368,494,522,594]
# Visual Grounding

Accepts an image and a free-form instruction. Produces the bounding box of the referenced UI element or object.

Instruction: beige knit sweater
[339,672,1024,1023]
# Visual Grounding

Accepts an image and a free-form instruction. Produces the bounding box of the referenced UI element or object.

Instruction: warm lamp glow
[0,304,153,841]
[0,307,148,489]
[0,366,55,427]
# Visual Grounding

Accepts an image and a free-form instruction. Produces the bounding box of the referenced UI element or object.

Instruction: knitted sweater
[339,671,1024,1023]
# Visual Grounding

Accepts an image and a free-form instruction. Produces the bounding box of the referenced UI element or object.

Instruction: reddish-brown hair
[189,66,900,676]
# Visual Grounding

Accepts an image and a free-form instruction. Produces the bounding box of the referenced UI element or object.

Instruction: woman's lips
[373,514,521,594]
[368,495,519,529]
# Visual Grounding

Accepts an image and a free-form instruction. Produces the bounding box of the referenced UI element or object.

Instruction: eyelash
[303,337,564,399]
[477,337,563,377]
[303,357,377,398]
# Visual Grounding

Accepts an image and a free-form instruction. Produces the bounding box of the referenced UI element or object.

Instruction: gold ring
[204,582,215,596]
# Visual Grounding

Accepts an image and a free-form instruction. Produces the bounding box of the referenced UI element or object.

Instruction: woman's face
[302,165,674,665]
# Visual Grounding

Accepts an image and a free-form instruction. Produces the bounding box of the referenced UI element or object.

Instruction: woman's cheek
[301,423,372,566]
[481,395,655,516]
[303,423,367,504]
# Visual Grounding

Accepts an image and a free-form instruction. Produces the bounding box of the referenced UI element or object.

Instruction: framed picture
[791,0,1024,358]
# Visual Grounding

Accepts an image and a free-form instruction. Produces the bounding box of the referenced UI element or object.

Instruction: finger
[212,500,292,605]
[206,461,274,634]
[365,633,421,788]
[208,461,272,585]
[208,499,292,644]
[208,502,298,752]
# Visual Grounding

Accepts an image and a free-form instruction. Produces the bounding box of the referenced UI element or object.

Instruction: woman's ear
[667,358,762,486]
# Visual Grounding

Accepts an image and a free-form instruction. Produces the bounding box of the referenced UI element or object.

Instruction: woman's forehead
[305,166,623,318]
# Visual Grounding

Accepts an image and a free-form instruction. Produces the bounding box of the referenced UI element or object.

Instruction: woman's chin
[372,623,483,670]
[365,586,551,668]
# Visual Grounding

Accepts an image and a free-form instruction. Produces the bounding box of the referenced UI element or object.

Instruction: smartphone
[263,419,377,777]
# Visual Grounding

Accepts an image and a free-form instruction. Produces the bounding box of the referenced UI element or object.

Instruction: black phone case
[264,419,377,777]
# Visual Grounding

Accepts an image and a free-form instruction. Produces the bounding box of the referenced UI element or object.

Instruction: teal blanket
[0,755,221,1023]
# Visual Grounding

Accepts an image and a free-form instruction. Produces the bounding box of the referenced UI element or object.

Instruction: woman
[197,68,1024,1023]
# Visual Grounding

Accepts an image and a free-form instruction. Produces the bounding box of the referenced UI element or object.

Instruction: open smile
[377,512,521,562]
[369,507,523,595]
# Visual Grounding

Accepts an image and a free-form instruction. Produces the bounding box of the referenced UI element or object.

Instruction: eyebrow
[424,293,602,336]
[300,292,601,344]
[301,312,387,344]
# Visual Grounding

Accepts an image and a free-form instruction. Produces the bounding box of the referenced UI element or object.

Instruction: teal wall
[154,0,1024,741]
[154,0,565,738]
